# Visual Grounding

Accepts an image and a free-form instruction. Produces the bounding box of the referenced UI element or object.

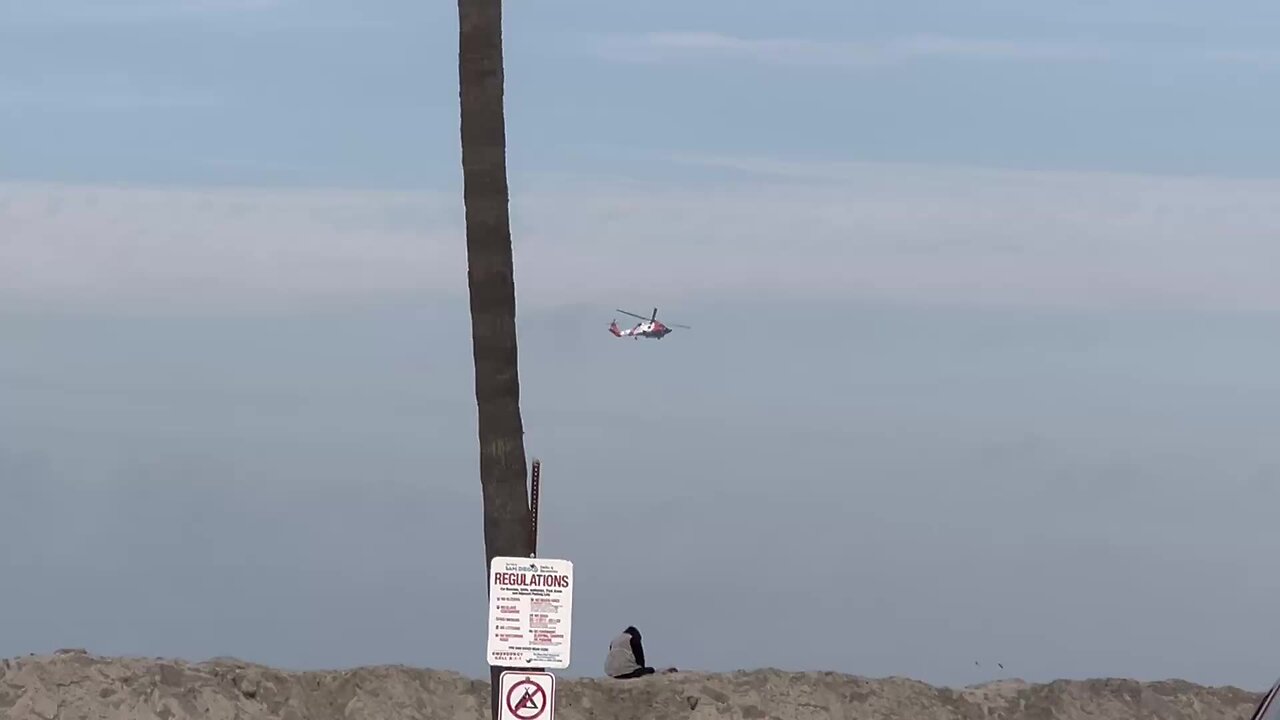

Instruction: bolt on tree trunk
[457,0,534,717]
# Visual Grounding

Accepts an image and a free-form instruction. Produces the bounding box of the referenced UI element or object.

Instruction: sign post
[488,460,569,720]
[528,459,541,557]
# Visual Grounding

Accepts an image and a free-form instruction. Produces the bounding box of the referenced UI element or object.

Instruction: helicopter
[608,308,691,340]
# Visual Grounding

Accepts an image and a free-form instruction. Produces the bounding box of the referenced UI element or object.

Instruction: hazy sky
[4,0,1280,691]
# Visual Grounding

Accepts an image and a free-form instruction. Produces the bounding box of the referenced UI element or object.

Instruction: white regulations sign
[486,556,574,669]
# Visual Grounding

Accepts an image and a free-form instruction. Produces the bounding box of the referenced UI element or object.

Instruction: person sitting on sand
[604,626,677,679]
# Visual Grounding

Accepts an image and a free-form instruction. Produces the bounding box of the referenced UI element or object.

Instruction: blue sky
[6,0,1280,187]
[6,0,1280,313]
[4,0,1280,691]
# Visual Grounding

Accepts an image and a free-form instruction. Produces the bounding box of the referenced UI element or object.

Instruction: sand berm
[0,649,1264,720]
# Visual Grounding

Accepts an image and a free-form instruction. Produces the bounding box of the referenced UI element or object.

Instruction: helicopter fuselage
[609,320,671,339]
[609,308,688,340]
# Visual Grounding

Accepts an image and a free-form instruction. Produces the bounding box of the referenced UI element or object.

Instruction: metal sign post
[529,459,541,558]
[489,458,568,720]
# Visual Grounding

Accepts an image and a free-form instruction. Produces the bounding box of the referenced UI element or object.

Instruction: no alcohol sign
[499,671,556,720]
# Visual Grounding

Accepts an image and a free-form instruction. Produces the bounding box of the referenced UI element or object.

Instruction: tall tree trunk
[457,1,533,718]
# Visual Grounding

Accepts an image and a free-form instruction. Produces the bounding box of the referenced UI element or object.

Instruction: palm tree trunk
[457,0,533,717]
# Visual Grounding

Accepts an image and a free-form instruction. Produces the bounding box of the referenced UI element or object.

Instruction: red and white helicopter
[608,307,691,340]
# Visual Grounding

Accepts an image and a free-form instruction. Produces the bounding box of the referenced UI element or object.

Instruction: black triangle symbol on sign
[519,691,538,710]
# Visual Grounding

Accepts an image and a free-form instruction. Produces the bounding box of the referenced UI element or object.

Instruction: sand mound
[0,649,1262,720]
